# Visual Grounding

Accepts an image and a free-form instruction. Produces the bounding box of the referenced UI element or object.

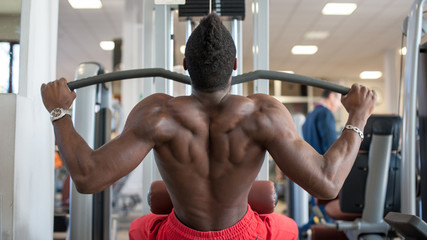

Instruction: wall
[0,0,58,238]
[0,15,20,40]
[0,95,17,240]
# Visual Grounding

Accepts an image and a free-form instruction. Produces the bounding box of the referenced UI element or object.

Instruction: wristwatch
[50,108,72,122]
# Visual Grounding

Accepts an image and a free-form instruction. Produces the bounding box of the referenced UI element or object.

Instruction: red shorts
[129,205,298,240]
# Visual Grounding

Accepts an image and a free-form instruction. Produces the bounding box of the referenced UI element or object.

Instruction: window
[0,41,19,93]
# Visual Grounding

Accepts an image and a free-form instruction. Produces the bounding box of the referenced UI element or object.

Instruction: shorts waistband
[165,205,256,239]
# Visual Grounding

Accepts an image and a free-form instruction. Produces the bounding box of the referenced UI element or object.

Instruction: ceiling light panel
[322,3,357,15]
[360,71,382,79]
[304,31,330,40]
[100,41,115,51]
[68,0,102,9]
[291,45,318,55]
[155,0,185,4]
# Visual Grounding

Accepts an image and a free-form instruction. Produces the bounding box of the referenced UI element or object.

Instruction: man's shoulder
[246,93,281,106]
[315,105,333,116]
[305,106,334,125]
[247,93,273,100]
[135,93,177,109]
[310,105,329,114]
[130,93,175,118]
[143,93,174,102]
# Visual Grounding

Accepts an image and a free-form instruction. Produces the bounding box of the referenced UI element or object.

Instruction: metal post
[0,194,3,240]
[231,18,243,95]
[155,4,173,96]
[169,9,175,73]
[92,83,113,240]
[153,2,171,185]
[253,0,269,180]
[383,49,400,114]
[185,19,192,95]
[168,8,175,96]
[362,135,393,223]
[140,0,156,215]
[401,0,426,215]
[69,63,101,240]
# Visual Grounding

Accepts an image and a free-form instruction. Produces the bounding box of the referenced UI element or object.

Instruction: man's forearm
[320,116,366,198]
[52,115,97,192]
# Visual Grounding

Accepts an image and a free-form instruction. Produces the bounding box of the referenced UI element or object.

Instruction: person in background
[303,90,342,154]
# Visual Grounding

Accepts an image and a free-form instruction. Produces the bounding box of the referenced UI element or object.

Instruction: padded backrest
[339,153,401,214]
[148,180,277,214]
[359,115,401,151]
[339,115,402,214]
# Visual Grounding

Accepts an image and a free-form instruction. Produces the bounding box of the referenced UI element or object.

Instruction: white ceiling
[57,0,419,85]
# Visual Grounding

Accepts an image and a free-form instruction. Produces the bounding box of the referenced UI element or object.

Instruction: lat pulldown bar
[67,68,350,95]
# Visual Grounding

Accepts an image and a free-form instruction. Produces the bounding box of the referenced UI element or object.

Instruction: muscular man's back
[132,93,274,231]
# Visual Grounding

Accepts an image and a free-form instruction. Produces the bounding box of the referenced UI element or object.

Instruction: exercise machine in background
[307,0,427,239]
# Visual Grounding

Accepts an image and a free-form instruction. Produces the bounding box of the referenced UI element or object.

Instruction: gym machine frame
[310,1,427,239]
[69,63,115,240]
[379,0,427,238]
[400,0,425,216]
[309,1,427,239]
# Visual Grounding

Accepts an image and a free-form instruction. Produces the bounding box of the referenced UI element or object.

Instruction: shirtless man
[41,14,376,239]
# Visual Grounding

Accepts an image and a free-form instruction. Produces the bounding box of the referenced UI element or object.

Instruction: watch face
[52,108,62,117]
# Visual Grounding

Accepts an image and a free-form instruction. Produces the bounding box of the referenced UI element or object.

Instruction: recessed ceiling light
[100,41,115,51]
[155,0,185,4]
[360,71,382,79]
[68,0,102,9]
[291,45,318,55]
[304,31,330,40]
[322,3,357,15]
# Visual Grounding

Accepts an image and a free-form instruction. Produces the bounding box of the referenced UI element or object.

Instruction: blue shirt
[302,105,337,154]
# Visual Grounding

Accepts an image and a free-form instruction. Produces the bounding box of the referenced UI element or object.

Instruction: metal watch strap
[50,108,72,122]
[343,125,364,139]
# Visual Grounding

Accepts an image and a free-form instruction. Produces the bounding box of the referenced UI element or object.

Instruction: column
[253,0,269,180]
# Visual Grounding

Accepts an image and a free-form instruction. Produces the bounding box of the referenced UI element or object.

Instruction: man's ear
[183,58,187,70]
[234,58,237,70]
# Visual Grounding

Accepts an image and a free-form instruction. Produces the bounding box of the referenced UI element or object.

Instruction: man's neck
[319,99,332,112]
[191,86,231,106]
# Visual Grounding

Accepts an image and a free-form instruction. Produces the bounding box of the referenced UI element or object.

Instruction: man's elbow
[314,190,339,200]
[72,176,103,194]
[312,182,341,200]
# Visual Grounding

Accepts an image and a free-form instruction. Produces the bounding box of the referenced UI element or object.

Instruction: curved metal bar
[68,68,191,90]
[232,70,350,95]
[67,68,350,95]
